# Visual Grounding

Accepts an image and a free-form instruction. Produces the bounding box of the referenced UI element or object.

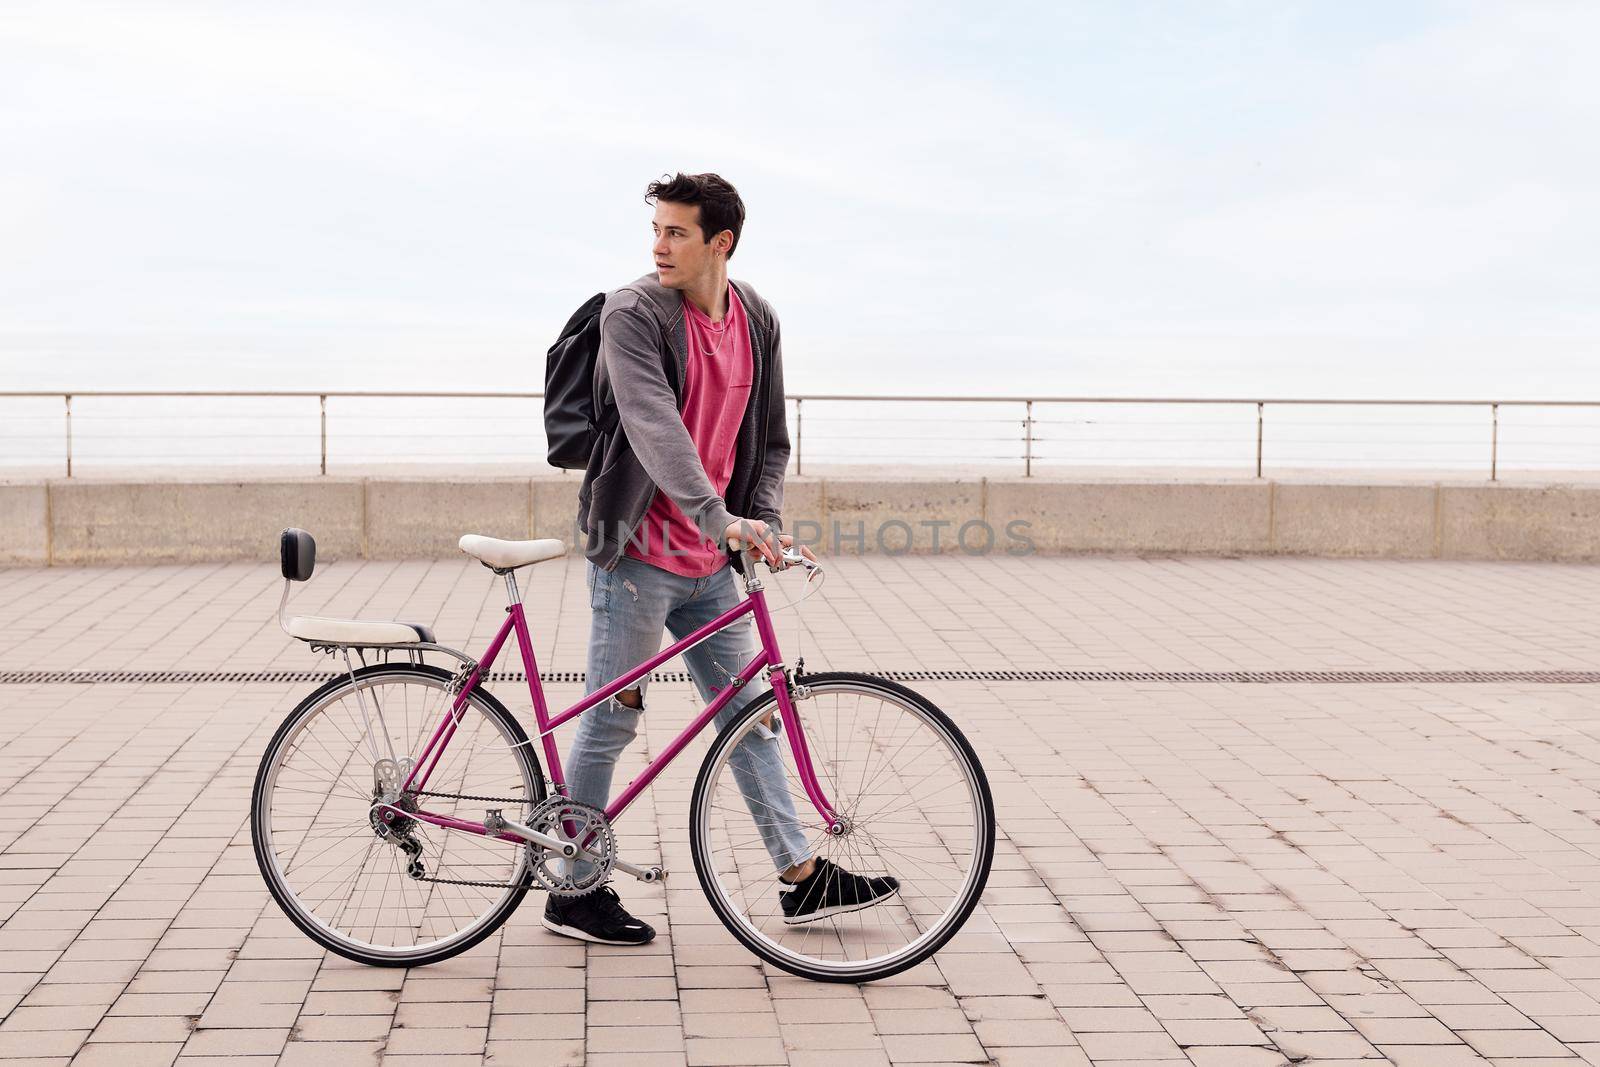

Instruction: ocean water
[2,393,1596,480]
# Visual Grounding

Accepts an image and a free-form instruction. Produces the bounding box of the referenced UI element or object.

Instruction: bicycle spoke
[694,680,991,981]
[256,671,541,963]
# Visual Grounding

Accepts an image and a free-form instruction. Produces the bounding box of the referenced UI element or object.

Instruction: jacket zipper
[753,311,772,516]
[610,296,771,567]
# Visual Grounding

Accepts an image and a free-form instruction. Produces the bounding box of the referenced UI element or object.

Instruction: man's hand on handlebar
[723,518,818,571]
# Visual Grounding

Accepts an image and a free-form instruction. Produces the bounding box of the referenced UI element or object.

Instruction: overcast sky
[2,1,1597,398]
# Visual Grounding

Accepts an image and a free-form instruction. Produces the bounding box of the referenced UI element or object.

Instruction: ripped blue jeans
[564,555,811,875]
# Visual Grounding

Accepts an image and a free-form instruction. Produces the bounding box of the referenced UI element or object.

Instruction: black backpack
[544,291,678,470]
[543,293,608,469]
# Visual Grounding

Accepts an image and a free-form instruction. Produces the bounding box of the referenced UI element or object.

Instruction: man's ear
[714,230,734,258]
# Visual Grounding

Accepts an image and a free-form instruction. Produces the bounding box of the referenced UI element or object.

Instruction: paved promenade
[2,553,1600,1065]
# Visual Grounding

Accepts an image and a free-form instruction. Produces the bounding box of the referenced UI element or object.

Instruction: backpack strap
[592,293,680,440]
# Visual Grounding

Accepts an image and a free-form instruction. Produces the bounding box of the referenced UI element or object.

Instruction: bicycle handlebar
[728,542,820,577]
[773,545,819,574]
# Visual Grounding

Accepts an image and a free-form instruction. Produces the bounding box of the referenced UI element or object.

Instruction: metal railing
[1,391,1594,480]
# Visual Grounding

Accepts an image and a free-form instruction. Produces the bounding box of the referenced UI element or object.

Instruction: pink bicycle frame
[395,572,839,844]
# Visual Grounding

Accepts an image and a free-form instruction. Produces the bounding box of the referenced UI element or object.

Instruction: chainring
[526,797,614,897]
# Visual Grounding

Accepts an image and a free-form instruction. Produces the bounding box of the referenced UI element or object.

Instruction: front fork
[766,659,846,835]
[744,570,844,836]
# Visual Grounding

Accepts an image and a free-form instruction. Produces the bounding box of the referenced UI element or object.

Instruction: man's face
[652,200,728,290]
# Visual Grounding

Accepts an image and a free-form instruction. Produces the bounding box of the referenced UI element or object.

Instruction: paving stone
[3,555,1600,1062]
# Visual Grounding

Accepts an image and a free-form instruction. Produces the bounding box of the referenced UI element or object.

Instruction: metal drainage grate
[1,668,1598,686]
[885,668,1600,684]
[0,669,684,686]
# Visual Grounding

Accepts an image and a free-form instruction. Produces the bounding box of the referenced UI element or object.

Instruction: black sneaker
[542,885,656,945]
[778,858,900,925]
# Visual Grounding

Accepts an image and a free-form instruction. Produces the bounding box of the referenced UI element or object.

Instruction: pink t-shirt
[624,285,753,577]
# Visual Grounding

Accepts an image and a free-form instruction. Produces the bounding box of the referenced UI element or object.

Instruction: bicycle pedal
[614,857,666,884]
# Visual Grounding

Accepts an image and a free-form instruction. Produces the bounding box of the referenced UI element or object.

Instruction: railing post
[1255,402,1264,478]
[795,397,803,476]
[1490,402,1498,481]
[319,394,328,476]
[64,394,73,478]
[1024,399,1033,477]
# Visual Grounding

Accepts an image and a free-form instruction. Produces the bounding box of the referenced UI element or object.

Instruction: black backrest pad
[281,528,316,582]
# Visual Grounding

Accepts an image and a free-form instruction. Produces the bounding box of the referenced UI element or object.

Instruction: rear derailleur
[370,757,426,879]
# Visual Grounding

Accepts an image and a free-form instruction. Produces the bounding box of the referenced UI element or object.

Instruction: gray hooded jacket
[576,273,789,572]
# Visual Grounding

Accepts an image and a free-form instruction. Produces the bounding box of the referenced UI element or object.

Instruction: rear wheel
[689,672,994,983]
[251,663,546,967]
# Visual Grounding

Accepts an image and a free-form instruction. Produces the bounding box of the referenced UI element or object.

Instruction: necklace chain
[692,295,734,360]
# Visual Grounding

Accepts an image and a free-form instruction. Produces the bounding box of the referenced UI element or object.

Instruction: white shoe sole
[781,885,901,926]
[540,915,652,946]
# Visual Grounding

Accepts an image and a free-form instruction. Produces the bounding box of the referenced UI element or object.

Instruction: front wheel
[689,672,995,982]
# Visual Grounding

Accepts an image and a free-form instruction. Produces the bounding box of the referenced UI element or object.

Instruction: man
[546,173,899,945]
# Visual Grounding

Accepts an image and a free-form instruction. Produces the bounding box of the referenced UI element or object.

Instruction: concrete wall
[3,475,1597,565]
[0,485,48,566]
[43,480,364,565]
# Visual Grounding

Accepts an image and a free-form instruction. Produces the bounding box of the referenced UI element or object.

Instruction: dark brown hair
[645,172,746,258]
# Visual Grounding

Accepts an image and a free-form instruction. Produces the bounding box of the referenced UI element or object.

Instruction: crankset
[516,797,615,898]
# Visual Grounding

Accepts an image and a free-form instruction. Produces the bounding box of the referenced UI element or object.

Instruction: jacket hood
[622,273,771,330]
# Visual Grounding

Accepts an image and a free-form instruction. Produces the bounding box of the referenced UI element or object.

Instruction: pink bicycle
[251,528,993,982]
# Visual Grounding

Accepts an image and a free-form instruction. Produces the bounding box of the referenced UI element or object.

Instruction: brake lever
[767,546,820,575]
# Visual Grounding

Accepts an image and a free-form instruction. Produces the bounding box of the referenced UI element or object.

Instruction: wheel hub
[370,758,419,839]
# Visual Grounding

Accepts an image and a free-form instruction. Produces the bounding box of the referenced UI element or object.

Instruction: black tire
[689,671,995,983]
[251,663,546,967]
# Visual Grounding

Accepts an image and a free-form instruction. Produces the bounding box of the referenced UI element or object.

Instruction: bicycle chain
[405,789,537,889]
[413,873,527,889]
[412,789,530,804]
